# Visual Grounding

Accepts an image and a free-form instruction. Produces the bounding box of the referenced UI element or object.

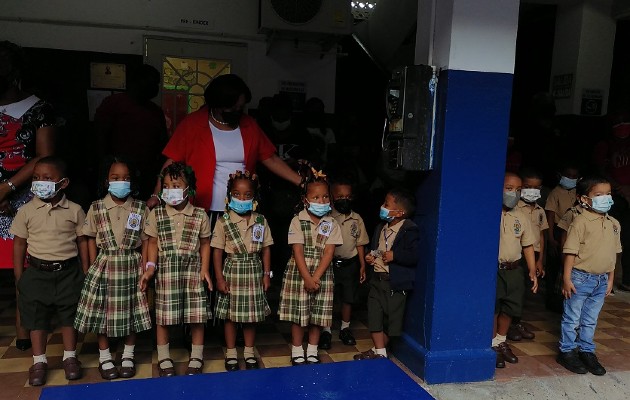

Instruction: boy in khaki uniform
[10,157,88,386]
[319,179,369,349]
[494,173,538,369]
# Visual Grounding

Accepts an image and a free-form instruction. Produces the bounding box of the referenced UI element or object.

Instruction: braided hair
[225,170,260,212]
[160,162,197,197]
[295,160,329,213]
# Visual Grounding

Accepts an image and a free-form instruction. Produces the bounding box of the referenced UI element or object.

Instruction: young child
[493,172,538,369]
[10,156,88,386]
[319,177,369,349]
[507,168,548,342]
[279,165,342,366]
[139,162,212,377]
[211,170,273,371]
[74,156,152,380]
[558,175,619,376]
[354,188,419,360]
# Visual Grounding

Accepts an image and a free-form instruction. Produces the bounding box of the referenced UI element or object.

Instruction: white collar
[0,95,40,119]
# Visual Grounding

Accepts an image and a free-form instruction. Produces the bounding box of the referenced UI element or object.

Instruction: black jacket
[370,219,419,291]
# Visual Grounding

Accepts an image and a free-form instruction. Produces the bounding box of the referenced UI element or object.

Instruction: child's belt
[28,256,76,272]
[498,260,520,270]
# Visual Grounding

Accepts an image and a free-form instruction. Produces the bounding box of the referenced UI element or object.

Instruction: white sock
[63,350,76,361]
[492,334,507,347]
[189,344,204,368]
[375,348,387,357]
[225,347,238,364]
[340,320,350,331]
[33,354,47,364]
[291,345,304,359]
[157,344,172,368]
[98,348,114,369]
[243,346,255,361]
[122,344,135,368]
[322,327,332,334]
[306,343,318,358]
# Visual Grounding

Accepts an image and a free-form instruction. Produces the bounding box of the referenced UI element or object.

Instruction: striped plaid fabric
[154,206,211,325]
[215,214,270,322]
[74,199,152,337]
[279,220,334,327]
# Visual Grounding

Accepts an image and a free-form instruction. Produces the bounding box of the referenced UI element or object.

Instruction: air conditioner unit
[259,0,352,35]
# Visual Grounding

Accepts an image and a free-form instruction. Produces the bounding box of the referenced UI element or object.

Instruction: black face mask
[221,110,243,127]
[334,199,352,214]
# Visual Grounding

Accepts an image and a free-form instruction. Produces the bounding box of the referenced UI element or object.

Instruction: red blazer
[163,106,276,209]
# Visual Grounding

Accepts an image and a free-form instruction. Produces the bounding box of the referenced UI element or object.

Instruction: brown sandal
[186,357,204,375]
[158,358,176,377]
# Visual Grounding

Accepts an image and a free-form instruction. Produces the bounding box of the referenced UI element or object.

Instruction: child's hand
[529,272,538,294]
[365,254,376,265]
[359,266,366,284]
[201,270,213,291]
[562,278,577,299]
[606,279,614,296]
[535,259,545,278]
[139,270,154,292]
[304,277,319,293]
[216,279,229,295]
[146,195,161,209]
[262,275,270,292]
[382,251,394,264]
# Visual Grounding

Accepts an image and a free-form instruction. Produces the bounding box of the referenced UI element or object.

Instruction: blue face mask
[589,195,614,214]
[380,207,395,222]
[229,197,253,214]
[307,202,331,217]
[559,176,578,190]
[108,181,131,199]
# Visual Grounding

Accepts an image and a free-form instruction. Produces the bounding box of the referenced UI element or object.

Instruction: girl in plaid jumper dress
[74,156,151,380]
[212,170,273,371]
[279,164,342,366]
[140,162,213,377]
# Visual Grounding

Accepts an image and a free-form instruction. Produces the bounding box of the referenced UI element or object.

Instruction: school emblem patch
[513,220,522,235]
[126,213,142,231]
[252,224,264,242]
[318,221,332,237]
[350,222,358,238]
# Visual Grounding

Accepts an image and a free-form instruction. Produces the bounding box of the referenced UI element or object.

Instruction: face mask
[379,206,395,222]
[108,181,131,199]
[307,202,331,217]
[333,199,352,214]
[161,188,187,206]
[31,179,64,200]
[271,118,291,131]
[520,188,541,203]
[613,122,630,139]
[229,197,253,214]
[588,195,614,214]
[559,176,577,190]
[221,110,242,126]
[503,191,520,209]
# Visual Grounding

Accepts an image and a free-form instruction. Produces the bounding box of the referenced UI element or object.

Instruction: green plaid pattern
[154,206,211,325]
[279,220,334,327]
[74,199,152,337]
[215,215,270,322]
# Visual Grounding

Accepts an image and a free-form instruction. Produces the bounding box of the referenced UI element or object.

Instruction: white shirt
[209,122,245,211]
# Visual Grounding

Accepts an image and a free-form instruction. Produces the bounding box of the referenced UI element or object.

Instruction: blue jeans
[559,269,608,353]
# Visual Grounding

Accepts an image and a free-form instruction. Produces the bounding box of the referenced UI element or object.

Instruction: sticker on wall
[551,74,573,99]
[581,89,603,116]
[90,63,126,90]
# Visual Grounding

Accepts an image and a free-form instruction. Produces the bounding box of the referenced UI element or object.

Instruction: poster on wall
[90,63,126,90]
[279,80,307,111]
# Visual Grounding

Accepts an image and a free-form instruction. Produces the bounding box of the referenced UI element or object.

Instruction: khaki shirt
[82,194,148,248]
[331,210,370,259]
[211,211,274,253]
[144,202,211,252]
[563,211,622,274]
[545,186,576,223]
[9,195,85,260]
[498,208,536,263]
[516,200,548,252]
[373,221,403,273]
[557,205,584,232]
[287,209,343,248]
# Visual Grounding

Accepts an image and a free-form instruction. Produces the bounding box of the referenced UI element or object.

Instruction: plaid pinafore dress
[74,199,152,337]
[154,206,212,325]
[214,213,271,323]
[279,220,334,327]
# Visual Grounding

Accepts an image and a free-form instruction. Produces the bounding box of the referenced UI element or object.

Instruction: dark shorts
[367,278,407,337]
[333,257,360,305]
[495,268,525,318]
[17,259,85,331]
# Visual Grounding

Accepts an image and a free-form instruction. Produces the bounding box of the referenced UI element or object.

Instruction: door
[144,36,248,136]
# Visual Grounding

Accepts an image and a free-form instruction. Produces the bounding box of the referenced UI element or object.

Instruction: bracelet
[145,262,157,272]
[3,180,16,191]
[263,270,273,279]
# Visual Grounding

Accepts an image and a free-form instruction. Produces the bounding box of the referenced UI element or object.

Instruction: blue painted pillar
[393,0,520,384]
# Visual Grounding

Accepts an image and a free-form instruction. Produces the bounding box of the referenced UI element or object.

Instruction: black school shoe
[557,350,588,374]
[319,331,332,350]
[339,328,356,346]
[579,352,606,376]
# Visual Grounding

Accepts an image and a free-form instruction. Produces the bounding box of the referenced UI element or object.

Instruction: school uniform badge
[126,213,142,231]
[318,221,332,237]
[350,222,358,238]
[513,220,522,235]
[252,224,265,242]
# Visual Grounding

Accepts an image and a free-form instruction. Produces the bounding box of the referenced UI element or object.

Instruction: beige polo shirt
[545,186,576,223]
[211,211,274,253]
[373,220,403,273]
[82,194,148,248]
[287,209,343,249]
[9,195,86,261]
[144,203,211,252]
[563,211,622,274]
[557,205,584,232]
[516,200,548,252]
[498,208,536,263]
[331,210,370,259]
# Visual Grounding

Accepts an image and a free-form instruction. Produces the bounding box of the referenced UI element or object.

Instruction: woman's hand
[0,199,14,216]
[0,182,12,204]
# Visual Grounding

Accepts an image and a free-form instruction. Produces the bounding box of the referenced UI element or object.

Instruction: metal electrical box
[385,65,437,171]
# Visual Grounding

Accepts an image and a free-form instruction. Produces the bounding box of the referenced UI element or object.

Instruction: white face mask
[271,118,291,131]
[31,179,65,199]
[161,188,188,206]
[520,188,541,203]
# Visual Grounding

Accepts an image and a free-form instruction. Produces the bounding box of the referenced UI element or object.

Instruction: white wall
[0,0,337,109]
